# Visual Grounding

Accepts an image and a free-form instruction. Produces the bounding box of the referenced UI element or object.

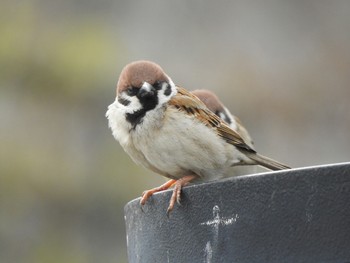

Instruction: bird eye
[126,87,138,96]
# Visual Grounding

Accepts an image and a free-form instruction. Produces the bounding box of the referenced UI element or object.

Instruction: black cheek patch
[216,110,232,125]
[163,84,172,96]
[118,97,131,106]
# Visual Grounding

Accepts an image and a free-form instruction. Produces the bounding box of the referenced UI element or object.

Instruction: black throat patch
[126,93,159,128]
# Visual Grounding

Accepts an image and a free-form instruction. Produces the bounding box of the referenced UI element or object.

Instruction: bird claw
[141,175,196,215]
[166,185,181,215]
[140,189,152,206]
[140,203,145,213]
[139,179,177,212]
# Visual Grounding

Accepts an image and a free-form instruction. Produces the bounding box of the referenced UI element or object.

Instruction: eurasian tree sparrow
[106,60,290,213]
[191,89,254,149]
[191,89,259,177]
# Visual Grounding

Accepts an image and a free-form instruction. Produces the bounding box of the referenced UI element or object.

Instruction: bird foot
[166,175,197,215]
[140,179,176,206]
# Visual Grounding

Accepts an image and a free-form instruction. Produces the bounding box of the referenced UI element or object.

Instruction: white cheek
[123,95,143,113]
[222,108,237,131]
[167,77,177,96]
[157,78,177,107]
[106,100,131,145]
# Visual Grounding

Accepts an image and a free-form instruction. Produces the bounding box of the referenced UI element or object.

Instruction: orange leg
[140,179,176,205]
[167,175,197,214]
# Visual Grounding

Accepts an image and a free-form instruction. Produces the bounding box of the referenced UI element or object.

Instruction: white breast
[108,100,247,181]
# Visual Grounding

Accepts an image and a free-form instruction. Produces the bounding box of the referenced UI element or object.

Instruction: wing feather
[169,87,255,153]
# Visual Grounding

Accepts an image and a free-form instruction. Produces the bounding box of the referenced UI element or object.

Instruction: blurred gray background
[1,1,350,262]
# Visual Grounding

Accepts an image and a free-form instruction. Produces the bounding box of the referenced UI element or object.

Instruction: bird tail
[245,152,291,171]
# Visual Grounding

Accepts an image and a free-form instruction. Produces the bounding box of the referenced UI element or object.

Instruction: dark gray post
[124,163,350,263]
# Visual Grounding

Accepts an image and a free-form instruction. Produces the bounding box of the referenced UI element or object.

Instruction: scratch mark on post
[200,205,239,227]
[270,190,276,201]
[306,211,313,222]
[200,205,239,262]
[204,241,212,263]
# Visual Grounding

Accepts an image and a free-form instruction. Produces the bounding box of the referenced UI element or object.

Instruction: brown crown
[117,60,169,94]
[191,89,225,113]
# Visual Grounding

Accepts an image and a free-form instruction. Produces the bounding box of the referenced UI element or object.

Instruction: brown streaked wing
[169,87,255,153]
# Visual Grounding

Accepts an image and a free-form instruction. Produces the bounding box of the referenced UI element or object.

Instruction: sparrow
[191,89,260,177]
[191,89,254,149]
[106,60,290,213]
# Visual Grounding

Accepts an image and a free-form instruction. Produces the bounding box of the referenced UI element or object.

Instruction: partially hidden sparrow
[106,60,290,213]
[191,89,259,177]
[191,89,254,149]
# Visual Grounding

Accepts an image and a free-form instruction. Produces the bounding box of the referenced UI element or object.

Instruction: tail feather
[245,152,291,171]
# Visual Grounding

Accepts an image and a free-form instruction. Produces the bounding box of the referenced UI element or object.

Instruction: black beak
[138,83,156,99]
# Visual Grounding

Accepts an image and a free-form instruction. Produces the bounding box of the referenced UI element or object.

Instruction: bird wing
[169,86,255,153]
